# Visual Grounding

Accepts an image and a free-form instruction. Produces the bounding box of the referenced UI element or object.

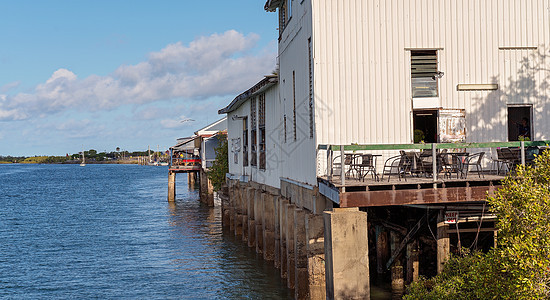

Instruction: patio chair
[499,148,520,173]
[382,152,411,182]
[463,152,485,178]
[358,154,379,181]
[332,154,358,179]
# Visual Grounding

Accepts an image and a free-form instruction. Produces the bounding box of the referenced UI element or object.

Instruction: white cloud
[0,30,275,121]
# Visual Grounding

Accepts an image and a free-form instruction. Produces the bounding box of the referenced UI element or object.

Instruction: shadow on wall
[469,47,550,142]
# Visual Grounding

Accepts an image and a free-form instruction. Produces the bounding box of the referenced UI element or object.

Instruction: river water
[0,164,291,299]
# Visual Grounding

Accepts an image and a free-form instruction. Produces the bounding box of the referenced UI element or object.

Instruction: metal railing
[319,140,550,186]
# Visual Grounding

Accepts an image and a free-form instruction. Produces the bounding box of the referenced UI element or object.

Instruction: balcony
[317,141,549,207]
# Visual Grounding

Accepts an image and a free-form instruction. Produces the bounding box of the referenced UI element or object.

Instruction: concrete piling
[323,208,370,300]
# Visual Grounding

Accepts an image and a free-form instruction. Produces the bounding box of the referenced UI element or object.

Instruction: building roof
[218,75,278,114]
[264,0,283,12]
[172,136,197,151]
[194,117,227,137]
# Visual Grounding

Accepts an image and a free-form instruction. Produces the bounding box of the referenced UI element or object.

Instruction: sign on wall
[444,211,459,224]
[439,109,466,143]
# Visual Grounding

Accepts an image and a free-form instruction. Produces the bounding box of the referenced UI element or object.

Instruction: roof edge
[218,75,278,115]
[264,0,283,12]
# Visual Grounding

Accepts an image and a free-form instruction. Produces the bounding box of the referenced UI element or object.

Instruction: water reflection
[166,193,292,299]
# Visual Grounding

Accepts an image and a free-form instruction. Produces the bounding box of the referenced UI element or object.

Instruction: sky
[0,1,278,156]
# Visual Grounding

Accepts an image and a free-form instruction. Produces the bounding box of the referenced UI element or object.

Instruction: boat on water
[80,147,86,166]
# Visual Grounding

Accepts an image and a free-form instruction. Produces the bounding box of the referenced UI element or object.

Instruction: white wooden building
[220,75,281,188]
[258,0,550,188]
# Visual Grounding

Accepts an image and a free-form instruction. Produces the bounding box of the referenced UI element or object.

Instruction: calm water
[0,164,291,299]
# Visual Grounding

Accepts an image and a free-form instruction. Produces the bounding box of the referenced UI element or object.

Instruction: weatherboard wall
[276,0,318,186]
[309,0,550,146]
[226,85,281,189]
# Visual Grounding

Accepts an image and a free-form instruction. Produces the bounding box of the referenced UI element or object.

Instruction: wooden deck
[322,172,505,190]
[318,172,505,208]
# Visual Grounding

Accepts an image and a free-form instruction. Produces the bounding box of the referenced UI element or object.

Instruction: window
[292,70,297,141]
[259,94,266,170]
[411,50,438,98]
[284,114,287,143]
[250,98,257,167]
[243,118,248,166]
[279,2,287,34]
[413,110,438,143]
[507,106,532,141]
[287,0,292,19]
[278,0,292,35]
[308,38,314,138]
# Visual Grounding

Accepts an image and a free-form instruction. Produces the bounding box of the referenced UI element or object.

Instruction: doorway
[413,110,438,143]
[507,106,532,141]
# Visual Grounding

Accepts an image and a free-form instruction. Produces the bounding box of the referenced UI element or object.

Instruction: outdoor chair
[358,154,379,181]
[382,153,411,182]
[332,154,358,179]
[463,152,485,178]
[499,148,520,174]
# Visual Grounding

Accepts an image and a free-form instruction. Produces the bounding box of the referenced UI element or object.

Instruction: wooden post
[376,226,389,276]
[390,231,404,299]
[406,240,419,284]
[168,171,176,202]
[437,210,450,273]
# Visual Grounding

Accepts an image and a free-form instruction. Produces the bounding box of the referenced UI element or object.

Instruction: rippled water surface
[0,164,291,299]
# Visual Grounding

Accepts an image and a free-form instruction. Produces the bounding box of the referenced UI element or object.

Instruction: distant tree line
[0,149,165,164]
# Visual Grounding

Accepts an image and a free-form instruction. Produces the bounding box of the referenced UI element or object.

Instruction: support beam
[294,208,308,299]
[406,240,419,284]
[274,196,281,269]
[280,198,289,279]
[375,226,389,276]
[263,194,276,261]
[306,213,326,300]
[255,190,264,254]
[437,210,450,274]
[168,171,176,202]
[286,203,296,290]
[324,208,370,300]
[390,231,404,299]
[247,188,255,248]
[385,213,430,270]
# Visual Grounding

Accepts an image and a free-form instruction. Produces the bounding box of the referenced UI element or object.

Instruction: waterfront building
[219,0,550,298]
[169,117,227,205]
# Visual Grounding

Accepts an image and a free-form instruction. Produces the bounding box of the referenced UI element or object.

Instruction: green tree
[207,134,228,191]
[405,149,550,299]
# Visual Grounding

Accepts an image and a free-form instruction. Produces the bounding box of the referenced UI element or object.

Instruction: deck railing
[319,140,550,186]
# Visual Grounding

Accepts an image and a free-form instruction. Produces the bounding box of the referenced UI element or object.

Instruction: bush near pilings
[405,149,550,300]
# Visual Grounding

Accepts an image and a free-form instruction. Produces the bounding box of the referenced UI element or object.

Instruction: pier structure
[214,0,550,298]
[220,140,537,298]
[168,118,227,205]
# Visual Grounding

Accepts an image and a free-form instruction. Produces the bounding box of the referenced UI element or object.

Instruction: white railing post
[432,143,437,183]
[340,145,345,187]
[520,141,526,166]
[327,145,333,180]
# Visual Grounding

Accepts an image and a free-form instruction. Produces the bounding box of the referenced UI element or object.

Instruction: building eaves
[194,117,227,136]
[218,75,278,115]
[264,0,283,12]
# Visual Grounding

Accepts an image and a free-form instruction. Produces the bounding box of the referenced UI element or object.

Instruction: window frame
[411,50,439,98]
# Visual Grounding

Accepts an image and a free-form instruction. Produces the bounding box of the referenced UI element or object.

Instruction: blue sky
[0,1,277,156]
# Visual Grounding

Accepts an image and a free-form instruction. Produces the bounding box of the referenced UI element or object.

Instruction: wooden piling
[390,231,404,299]
[437,210,450,274]
[168,171,176,202]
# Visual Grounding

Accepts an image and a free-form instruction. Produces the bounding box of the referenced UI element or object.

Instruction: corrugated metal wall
[311,0,550,145]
